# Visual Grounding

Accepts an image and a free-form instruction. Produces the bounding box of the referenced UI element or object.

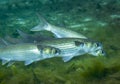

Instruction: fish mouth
[89,49,106,56]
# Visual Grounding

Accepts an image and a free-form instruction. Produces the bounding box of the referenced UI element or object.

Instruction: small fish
[0,37,105,65]
[0,38,105,66]
[36,38,105,62]
[30,14,87,39]
[0,43,60,66]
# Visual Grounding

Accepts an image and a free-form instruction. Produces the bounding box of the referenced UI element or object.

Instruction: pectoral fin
[62,56,73,62]
[25,60,34,65]
[7,62,15,67]
[1,59,15,67]
[2,60,10,65]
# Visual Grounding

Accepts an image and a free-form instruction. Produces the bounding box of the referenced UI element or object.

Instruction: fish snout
[86,42,105,56]
[89,49,106,56]
[89,42,103,51]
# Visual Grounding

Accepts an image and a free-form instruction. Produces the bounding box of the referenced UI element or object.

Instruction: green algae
[0,55,120,84]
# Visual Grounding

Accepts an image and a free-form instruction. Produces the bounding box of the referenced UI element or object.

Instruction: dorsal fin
[36,13,49,25]
[17,29,29,39]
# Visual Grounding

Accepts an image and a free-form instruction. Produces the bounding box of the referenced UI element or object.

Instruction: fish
[35,38,105,62]
[0,37,105,65]
[0,43,61,66]
[7,30,105,62]
[29,14,105,62]
[30,14,87,39]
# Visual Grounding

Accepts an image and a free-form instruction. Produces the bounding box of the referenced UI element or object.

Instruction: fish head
[75,41,105,56]
[87,42,103,51]
[84,42,105,56]
[89,49,106,56]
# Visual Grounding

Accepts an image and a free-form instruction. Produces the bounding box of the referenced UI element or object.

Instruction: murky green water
[0,0,120,84]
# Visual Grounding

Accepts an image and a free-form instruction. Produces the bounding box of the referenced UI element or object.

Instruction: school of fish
[0,14,105,66]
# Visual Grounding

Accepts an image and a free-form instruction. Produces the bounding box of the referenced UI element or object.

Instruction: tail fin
[30,13,50,31]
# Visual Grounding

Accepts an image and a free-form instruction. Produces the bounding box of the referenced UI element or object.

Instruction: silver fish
[36,38,105,62]
[30,14,87,39]
[0,37,105,64]
[0,43,60,66]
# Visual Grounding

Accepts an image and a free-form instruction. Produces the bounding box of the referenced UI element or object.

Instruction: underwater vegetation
[0,0,120,84]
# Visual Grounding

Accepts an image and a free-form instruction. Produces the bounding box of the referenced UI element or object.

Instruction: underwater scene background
[0,0,120,84]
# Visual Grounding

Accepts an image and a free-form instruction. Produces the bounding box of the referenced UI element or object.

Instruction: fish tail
[30,13,50,31]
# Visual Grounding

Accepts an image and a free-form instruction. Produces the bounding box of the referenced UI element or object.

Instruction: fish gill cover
[0,0,120,84]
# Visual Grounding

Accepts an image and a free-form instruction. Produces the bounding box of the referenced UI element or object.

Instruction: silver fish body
[36,38,105,62]
[0,38,105,65]
[30,14,87,39]
[0,43,60,65]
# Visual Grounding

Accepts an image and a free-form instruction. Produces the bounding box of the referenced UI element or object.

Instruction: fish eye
[95,49,105,56]
[100,50,106,56]
[95,42,102,47]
